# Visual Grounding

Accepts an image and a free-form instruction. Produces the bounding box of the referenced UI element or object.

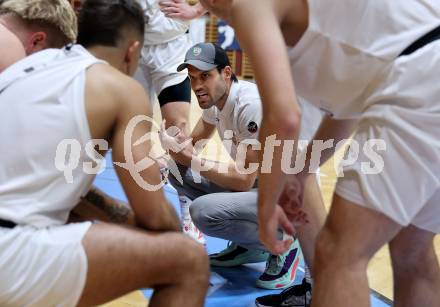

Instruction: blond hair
[0,0,77,43]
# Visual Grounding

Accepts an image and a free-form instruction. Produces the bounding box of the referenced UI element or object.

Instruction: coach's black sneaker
[210,242,269,267]
[255,278,312,307]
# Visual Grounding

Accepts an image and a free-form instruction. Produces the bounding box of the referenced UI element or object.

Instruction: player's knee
[315,226,357,268]
[189,201,202,226]
[194,244,210,281]
[180,236,210,278]
[315,226,369,272]
[315,227,339,268]
[175,118,189,130]
[190,199,224,236]
[165,116,188,133]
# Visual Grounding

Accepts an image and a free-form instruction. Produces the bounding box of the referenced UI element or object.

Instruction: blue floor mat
[94,153,391,307]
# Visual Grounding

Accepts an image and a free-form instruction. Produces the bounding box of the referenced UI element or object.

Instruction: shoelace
[265,254,286,274]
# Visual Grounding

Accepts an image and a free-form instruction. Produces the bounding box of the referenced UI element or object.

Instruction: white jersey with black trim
[0,45,104,227]
[138,0,190,45]
[202,80,323,160]
[202,80,261,160]
[288,0,440,118]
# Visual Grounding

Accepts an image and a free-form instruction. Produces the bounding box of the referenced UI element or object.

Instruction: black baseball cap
[177,42,231,72]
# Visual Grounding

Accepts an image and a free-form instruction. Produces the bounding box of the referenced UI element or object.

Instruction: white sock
[179,195,192,224]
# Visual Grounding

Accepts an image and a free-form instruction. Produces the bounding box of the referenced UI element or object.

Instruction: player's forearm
[172,141,257,190]
[77,186,135,225]
[135,200,181,232]
[73,188,188,231]
[118,162,181,232]
[229,0,302,212]
[257,115,301,220]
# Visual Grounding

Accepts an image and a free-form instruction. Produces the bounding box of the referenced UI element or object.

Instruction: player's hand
[258,204,296,255]
[159,0,202,20]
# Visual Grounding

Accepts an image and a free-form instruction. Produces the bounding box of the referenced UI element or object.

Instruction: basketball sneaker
[179,195,206,245]
[210,242,269,267]
[255,278,312,306]
[256,239,301,290]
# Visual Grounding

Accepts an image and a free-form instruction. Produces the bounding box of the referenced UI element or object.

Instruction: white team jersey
[202,80,262,160]
[202,80,323,159]
[0,45,104,227]
[138,0,189,45]
[288,0,440,118]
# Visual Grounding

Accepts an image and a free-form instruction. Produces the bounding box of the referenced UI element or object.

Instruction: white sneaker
[183,219,206,245]
[179,195,206,245]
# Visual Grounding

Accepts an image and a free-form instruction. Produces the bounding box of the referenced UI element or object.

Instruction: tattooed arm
[70,186,135,226]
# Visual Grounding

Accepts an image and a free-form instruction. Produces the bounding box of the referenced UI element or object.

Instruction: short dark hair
[77,0,145,48]
[217,66,238,83]
[213,43,238,82]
